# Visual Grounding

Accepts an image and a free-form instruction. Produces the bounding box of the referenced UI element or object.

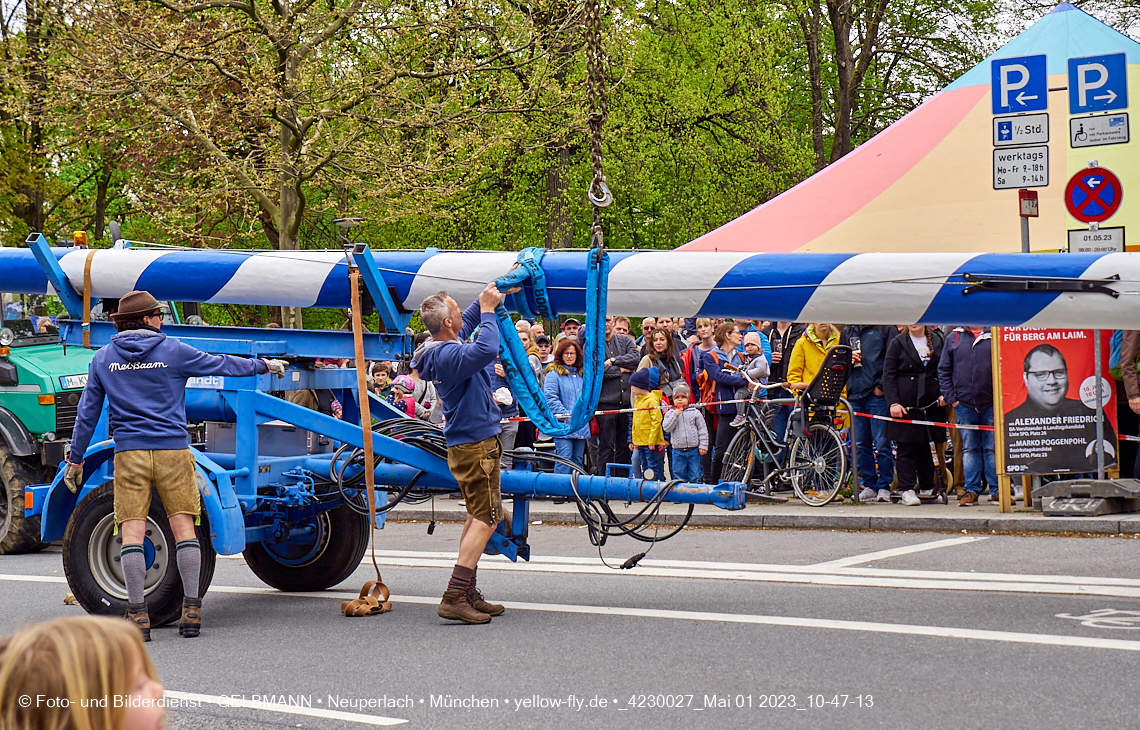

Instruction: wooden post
[1021,474,1032,508]
[992,327,1012,513]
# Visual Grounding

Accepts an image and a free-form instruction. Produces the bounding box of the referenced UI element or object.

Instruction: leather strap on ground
[340,265,391,617]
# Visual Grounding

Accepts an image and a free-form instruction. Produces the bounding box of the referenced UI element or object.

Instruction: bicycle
[721,345,853,506]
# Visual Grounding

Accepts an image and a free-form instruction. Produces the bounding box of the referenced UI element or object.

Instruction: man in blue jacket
[62,290,284,640]
[412,281,516,624]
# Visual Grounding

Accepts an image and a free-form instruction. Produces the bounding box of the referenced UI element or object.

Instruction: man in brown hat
[63,290,286,640]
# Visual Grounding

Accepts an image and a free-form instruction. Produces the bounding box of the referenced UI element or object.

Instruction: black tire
[243,504,369,592]
[62,482,216,627]
[720,428,755,485]
[789,423,848,507]
[0,445,48,554]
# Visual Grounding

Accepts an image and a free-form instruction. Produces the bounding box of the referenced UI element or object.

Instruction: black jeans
[895,442,934,491]
[595,409,629,476]
[711,415,736,483]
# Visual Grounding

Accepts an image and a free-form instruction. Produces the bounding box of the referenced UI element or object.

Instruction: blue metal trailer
[19,234,744,626]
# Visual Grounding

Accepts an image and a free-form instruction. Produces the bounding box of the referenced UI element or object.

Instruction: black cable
[319,420,694,558]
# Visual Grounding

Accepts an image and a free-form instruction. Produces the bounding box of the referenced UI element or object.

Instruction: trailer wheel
[0,444,47,554]
[243,505,369,592]
[62,482,216,627]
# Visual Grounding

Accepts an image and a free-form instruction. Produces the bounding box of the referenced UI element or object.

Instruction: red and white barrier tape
[496,397,998,432]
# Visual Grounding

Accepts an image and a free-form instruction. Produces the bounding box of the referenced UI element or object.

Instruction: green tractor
[0,299,97,554]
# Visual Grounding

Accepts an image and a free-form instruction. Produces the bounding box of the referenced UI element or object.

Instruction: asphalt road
[4,523,1140,729]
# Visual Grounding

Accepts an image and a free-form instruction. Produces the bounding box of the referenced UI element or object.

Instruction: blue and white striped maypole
[1,246,1137,328]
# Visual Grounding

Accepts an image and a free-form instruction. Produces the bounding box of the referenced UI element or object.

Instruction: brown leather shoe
[437,589,491,624]
[466,587,504,617]
[125,602,151,642]
[179,598,202,638]
[959,491,978,507]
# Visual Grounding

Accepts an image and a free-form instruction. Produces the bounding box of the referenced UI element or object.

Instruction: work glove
[62,462,84,494]
[262,358,288,376]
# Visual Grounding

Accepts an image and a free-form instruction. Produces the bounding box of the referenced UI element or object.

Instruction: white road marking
[8,575,1140,653]
[14,541,1140,600]
[163,690,407,726]
[808,535,988,568]
[224,548,1140,597]
[205,586,1140,654]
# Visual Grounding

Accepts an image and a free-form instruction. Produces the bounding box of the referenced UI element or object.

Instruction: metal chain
[583,0,611,247]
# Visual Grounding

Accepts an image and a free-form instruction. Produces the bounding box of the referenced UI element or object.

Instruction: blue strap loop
[495,247,554,321]
[493,247,608,437]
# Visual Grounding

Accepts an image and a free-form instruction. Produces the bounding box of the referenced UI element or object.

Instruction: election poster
[997,328,1118,476]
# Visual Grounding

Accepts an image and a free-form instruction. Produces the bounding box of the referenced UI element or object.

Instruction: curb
[386,506,1140,536]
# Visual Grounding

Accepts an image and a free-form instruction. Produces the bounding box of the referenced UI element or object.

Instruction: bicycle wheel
[720,428,755,485]
[788,423,847,506]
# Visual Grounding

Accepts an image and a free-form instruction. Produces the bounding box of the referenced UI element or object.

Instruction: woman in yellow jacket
[786,323,841,391]
[785,323,848,429]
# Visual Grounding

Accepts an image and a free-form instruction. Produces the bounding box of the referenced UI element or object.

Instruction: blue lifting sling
[492,247,609,437]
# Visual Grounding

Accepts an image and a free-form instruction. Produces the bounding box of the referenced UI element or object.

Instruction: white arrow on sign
[1094,89,1118,104]
[1016,91,1039,105]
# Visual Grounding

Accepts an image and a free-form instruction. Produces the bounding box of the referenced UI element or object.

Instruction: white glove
[63,462,84,494]
[262,358,288,376]
[493,387,514,406]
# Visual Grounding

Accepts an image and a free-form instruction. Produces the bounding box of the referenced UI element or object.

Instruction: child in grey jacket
[662,385,708,483]
[730,331,771,427]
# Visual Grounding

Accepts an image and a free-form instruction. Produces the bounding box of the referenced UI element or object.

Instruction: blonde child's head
[0,616,164,730]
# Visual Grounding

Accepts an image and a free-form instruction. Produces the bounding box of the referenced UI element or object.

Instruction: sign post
[1019,189,1038,253]
[1095,330,1106,480]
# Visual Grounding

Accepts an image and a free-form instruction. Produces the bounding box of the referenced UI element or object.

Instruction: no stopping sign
[1065,167,1123,224]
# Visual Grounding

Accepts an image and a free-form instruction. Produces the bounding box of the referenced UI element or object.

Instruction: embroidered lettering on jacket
[108,361,169,371]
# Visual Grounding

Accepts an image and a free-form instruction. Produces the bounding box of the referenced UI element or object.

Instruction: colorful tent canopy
[679,4,1140,253]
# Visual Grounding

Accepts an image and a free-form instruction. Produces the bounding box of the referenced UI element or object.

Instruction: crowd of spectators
[494,315,1017,507]
[356,311,1063,507]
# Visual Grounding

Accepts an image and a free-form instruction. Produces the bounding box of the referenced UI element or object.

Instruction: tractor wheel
[0,444,47,554]
[243,504,369,592]
[62,482,216,627]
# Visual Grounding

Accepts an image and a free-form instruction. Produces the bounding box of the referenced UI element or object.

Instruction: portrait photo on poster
[999,328,1117,475]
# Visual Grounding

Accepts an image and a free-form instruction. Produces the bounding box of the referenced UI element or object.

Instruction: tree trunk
[545,141,572,248]
[276,68,306,329]
[826,0,854,162]
[19,0,47,233]
[93,164,112,241]
[798,1,827,171]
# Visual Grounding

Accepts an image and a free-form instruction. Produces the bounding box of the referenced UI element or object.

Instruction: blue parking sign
[992,55,1048,115]
[1068,53,1128,113]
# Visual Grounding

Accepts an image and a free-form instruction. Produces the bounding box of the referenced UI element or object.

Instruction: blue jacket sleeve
[69,362,107,462]
[458,300,483,342]
[176,342,268,378]
[440,312,501,383]
[703,350,746,388]
[937,337,957,406]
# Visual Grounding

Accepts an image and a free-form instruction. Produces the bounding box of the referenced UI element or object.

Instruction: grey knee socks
[120,544,146,606]
[176,539,201,600]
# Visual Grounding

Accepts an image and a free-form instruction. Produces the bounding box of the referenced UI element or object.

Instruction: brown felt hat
[110,290,165,320]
